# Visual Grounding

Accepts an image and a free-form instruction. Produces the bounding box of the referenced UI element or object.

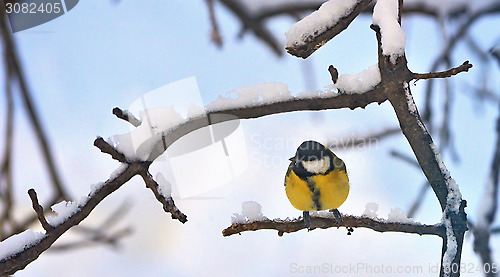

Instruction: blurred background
[1,0,500,276]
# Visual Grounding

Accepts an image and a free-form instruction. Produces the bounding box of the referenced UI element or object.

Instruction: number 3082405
[5,2,62,14]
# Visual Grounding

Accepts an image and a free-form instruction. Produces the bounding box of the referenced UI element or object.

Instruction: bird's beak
[289,157,295,162]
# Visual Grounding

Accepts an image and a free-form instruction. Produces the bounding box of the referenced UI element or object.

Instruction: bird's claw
[330,209,343,227]
[303,211,311,231]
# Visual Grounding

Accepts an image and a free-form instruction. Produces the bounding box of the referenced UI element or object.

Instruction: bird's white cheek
[301,156,330,174]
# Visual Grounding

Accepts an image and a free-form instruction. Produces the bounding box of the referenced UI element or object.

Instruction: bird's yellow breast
[285,167,349,211]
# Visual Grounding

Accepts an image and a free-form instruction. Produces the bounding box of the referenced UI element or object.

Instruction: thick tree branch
[222,215,444,237]
[146,86,388,162]
[371,5,468,274]
[285,0,373,58]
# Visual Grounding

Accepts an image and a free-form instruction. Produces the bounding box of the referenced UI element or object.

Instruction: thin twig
[94,137,127,163]
[389,150,420,168]
[412,61,473,80]
[27,189,54,232]
[49,226,133,252]
[328,65,338,84]
[407,181,431,218]
[328,127,399,151]
[217,0,282,56]
[205,0,223,48]
[139,172,187,223]
[112,107,141,127]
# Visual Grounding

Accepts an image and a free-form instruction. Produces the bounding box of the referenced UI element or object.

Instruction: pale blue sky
[3,1,500,276]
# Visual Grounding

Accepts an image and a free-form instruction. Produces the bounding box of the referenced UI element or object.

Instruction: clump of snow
[387,207,414,223]
[403,82,417,114]
[120,109,141,125]
[206,82,291,112]
[156,173,172,198]
[372,0,406,63]
[362,202,379,218]
[296,87,336,99]
[309,210,336,218]
[46,201,80,227]
[430,143,462,213]
[430,139,461,275]
[89,182,105,198]
[110,164,128,180]
[295,65,381,98]
[442,216,458,276]
[403,82,428,133]
[186,103,206,119]
[334,65,381,93]
[231,201,266,224]
[445,178,462,213]
[285,0,360,48]
[0,229,45,261]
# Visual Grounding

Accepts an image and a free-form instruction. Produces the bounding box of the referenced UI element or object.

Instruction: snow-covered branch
[369,10,468,276]
[145,86,388,162]
[0,136,187,276]
[222,214,445,237]
[285,0,372,58]
[112,107,141,127]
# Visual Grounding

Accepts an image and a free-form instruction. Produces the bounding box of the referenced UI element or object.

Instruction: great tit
[285,140,349,229]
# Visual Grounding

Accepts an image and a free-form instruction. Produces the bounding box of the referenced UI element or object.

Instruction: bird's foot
[330,209,343,227]
[303,211,311,231]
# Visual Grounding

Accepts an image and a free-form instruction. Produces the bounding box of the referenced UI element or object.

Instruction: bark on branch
[222,215,445,238]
